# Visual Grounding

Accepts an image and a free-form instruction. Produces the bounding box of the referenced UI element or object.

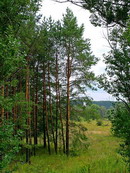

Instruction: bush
[109,103,130,170]
[96,120,103,126]
[70,123,89,156]
[0,119,22,171]
[70,133,89,156]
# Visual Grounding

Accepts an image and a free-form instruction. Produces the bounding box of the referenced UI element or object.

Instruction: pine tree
[61,8,97,155]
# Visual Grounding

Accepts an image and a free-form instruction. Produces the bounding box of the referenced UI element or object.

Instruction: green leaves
[109,103,130,169]
[0,0,42,34]
[74,0,129,27]
[0,31,25,82]
[0,119,22,170]
[61,8,98,98]
[62,8,82,39]
[99,25,130,104]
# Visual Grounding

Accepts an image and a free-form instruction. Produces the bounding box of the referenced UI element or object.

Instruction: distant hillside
[93,101,116,109]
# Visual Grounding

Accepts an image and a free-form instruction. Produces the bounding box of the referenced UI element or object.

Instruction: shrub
[96,120,103,126]
[109,103,130,170]
[70,123,89,156]
[0,119,22,171]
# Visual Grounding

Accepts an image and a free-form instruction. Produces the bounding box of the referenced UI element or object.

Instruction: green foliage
[88,0,129,27]
[0,30,25,82]
[62,8,98,96]
[0,119,23,171]
[0,96,13,112]
[70,133,89,156]
[99,23,130,107]
[123,20,130,43]
[109,103,130,169]
[83,104,102,120]
[56,0,129,27]
[71,103,107,121]
[109,103,130,138]
[70,122,89,156]
[0,0,41,34]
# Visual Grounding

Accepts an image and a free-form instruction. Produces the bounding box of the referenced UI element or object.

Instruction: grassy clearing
[12,120,128,173]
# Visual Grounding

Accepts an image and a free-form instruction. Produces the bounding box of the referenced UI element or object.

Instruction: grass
[11,120,128,173]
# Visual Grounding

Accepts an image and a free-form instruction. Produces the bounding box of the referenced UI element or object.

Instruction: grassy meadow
[11,120,128,173]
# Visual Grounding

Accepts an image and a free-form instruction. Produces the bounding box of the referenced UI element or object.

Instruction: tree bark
[1,85,4,119]
[43,63,51,154]
[43,63,47,148]
[66,52,71,156]
[34,63,38,149]
[55,54,59,154]
[58,85,65,153]
[25,57,31,164]
[48,62,56,152]
[5,85,9,119]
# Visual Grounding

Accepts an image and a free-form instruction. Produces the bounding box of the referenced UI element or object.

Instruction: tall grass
[12,120,128,173]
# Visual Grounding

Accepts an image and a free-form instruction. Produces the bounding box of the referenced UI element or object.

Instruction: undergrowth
[7,120,128,173]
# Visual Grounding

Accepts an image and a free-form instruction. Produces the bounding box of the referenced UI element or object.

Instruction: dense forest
[0,0,130,173]
[93,101,115,109]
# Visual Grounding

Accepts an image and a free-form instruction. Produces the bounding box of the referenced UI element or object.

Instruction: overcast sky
[40,0,116,101]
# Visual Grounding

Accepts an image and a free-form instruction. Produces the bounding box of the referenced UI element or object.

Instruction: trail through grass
[12,120,128,173]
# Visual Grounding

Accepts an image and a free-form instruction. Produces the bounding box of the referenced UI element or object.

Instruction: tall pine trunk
[58,85,65,153]
[34,63,38,153]
[66,53,71,156]
[48,63,56,152]
[25,57,31,163]
[5,85,9,119]
[12,86,17,133]
[1,85,4,120]
[43,64,47,148]
[42,63,51,154]
[55,54,59,154]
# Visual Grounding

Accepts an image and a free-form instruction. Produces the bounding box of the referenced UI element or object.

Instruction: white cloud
[87,89,116,101]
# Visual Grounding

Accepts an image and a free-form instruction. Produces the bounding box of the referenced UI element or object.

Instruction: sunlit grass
[12,120,128,173]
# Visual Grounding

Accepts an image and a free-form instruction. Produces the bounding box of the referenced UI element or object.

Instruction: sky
[40,0,116,101]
